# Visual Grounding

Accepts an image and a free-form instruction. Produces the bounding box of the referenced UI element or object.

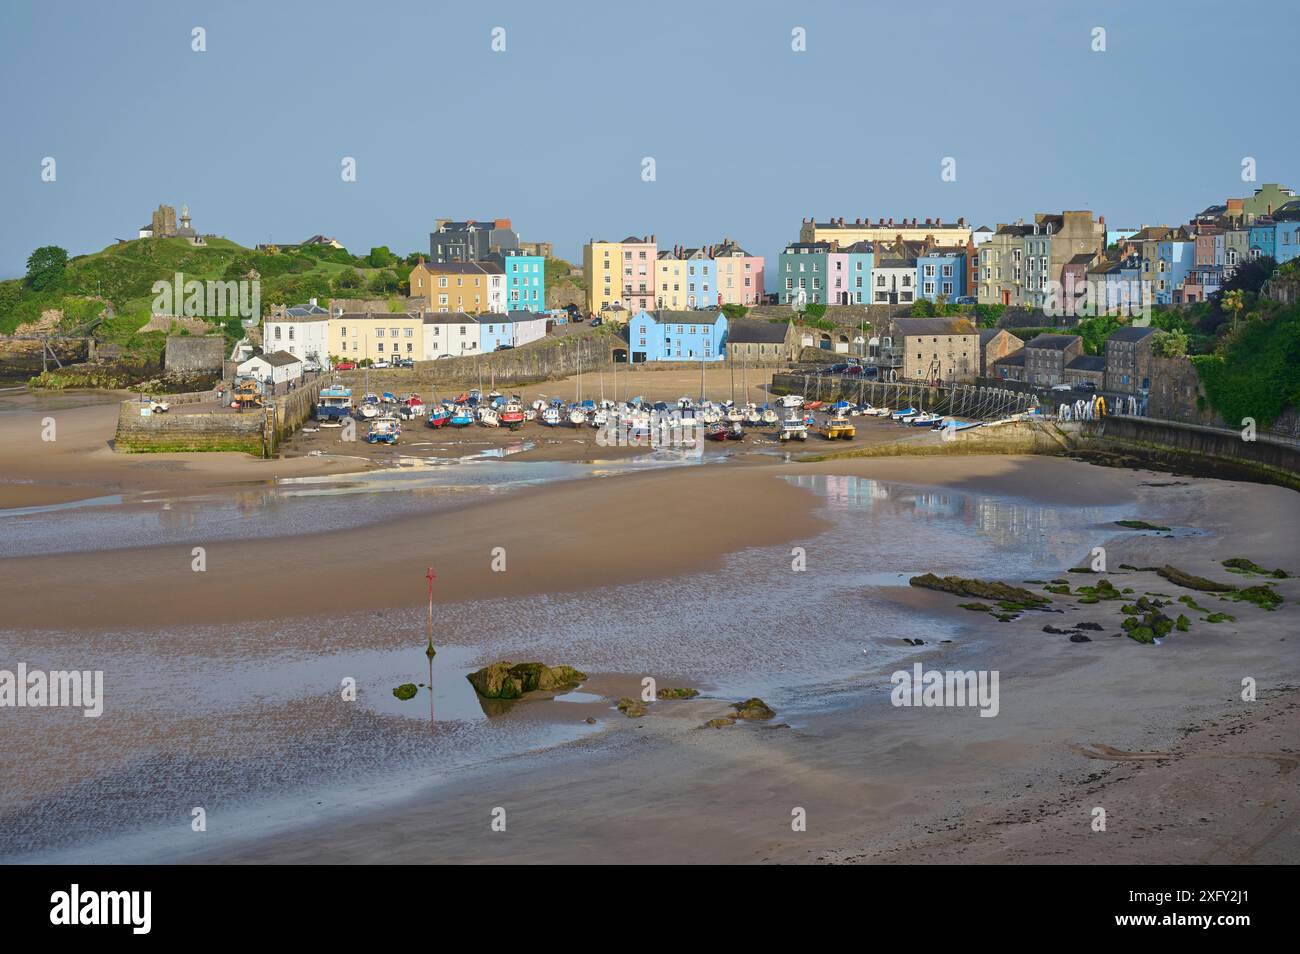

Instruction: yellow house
[583,241,624,315]
[329,311,425,363]
[655,252,687,310]
[408,261,505,313]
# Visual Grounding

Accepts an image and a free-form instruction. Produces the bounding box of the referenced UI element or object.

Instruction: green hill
[0,237,412,360]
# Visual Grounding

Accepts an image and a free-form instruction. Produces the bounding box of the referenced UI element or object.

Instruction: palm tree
[1222,290,1245,332]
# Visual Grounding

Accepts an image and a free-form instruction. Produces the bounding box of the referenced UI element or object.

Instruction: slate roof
[1026,334,1082,350]
[994,352,1025,367]
[256,350,303,367]
[422,311,478,324]
[1066,355,1106,372]
[1107,325,1157,343]
[894,317,977,337]
[726,319,790,344]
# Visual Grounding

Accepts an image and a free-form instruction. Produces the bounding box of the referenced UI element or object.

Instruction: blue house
[682,250,717,308]
[844,241,874,305]
[486,250,546,313]
[916,250,966,303]
[1250,207,1300,265]
[628,309,727,362]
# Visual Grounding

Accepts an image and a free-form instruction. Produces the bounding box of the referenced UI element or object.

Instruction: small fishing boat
[820,415,856,440]
[541,406,563,427]
[478,406,500,427]
[706,422,731,442]
[779,394,805,408]
[725,422,745,441]
[936,418,984,433]
[568,407,587,426]
[380,392,397,405]
[890,407,917,421]
[744,404,762,425]
[366,418,400,444]
[425,406,451,428]
[448,406,474,428]
[590,408,608,428]
[499,400,526,430]
[805,400,824,411]
[779,416,809,442]
[910,411,943,427]
[761,406,779,425]
[316,384,353,422]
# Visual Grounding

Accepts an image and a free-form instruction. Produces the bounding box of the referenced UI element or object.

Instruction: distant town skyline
[2,0,1297,280]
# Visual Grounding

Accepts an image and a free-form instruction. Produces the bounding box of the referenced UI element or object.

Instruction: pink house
[620,234,657,312]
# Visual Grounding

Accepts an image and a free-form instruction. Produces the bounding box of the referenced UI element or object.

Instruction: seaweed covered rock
[1156,565,1236,592]
[616,697,648,718]
[730,698,776,721]
[656,687,700,700]
[1228,585,1284,610]
[466,661,588,699]
[1115,519,1171,531]
[1223,558,1289,579]
[908,574,1050,607]
[1075,579,1124,603]
[702,717,736,729]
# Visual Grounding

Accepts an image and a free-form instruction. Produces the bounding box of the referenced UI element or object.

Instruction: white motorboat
[478,406,500,427]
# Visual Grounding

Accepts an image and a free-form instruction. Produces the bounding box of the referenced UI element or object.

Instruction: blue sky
[1,0,1296,283]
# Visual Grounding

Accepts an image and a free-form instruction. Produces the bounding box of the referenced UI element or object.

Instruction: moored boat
[820,415,856,440]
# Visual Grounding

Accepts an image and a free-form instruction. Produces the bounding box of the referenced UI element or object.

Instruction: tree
[367,246,395,268]
[25,245,68,291]
[1152,329,1189,358]
[721,303,749,321]
[1221,290,1245,332]
[333,269,365,292]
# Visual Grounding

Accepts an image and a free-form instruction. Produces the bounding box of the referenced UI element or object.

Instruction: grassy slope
[0,238,397,354]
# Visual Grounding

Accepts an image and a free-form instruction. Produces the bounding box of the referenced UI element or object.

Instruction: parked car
[372,359,391,369]
[1050,383,1073,392]
[303,361,321,373]
[495,344,514,351]
[334,360,357,371]
[954,296,977,305]
[590,317,602,327]
[1077,381,1097,392]
[437,354,453,360]
[394,358,414,368]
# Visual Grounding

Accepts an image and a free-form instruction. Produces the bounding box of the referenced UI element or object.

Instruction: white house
[422,312,480,359]
[264,299,330,367]
[237,350,304,384]
[506,310,548,348]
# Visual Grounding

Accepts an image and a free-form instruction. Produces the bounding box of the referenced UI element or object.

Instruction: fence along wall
[769,373,1037,419]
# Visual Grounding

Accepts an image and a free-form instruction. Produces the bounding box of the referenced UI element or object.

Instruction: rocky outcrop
[466,661,587,700]
[616,697,647,718]
[1156,565,1236,592]
[908,573,1049,608]
[730,698,776,721]
[656,687,700,700]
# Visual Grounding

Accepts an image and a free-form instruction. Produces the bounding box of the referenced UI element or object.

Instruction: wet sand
[165,465,1300,865]
[2,382,1298,865]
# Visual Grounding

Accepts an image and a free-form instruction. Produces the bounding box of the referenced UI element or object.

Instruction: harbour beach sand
[1,380,1297,865]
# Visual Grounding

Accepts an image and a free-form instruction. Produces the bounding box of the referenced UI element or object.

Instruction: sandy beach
[1,378,1297,865]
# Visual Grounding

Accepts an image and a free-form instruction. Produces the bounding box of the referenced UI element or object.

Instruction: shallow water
[0,447,705,557]
[0,472,1141,861]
